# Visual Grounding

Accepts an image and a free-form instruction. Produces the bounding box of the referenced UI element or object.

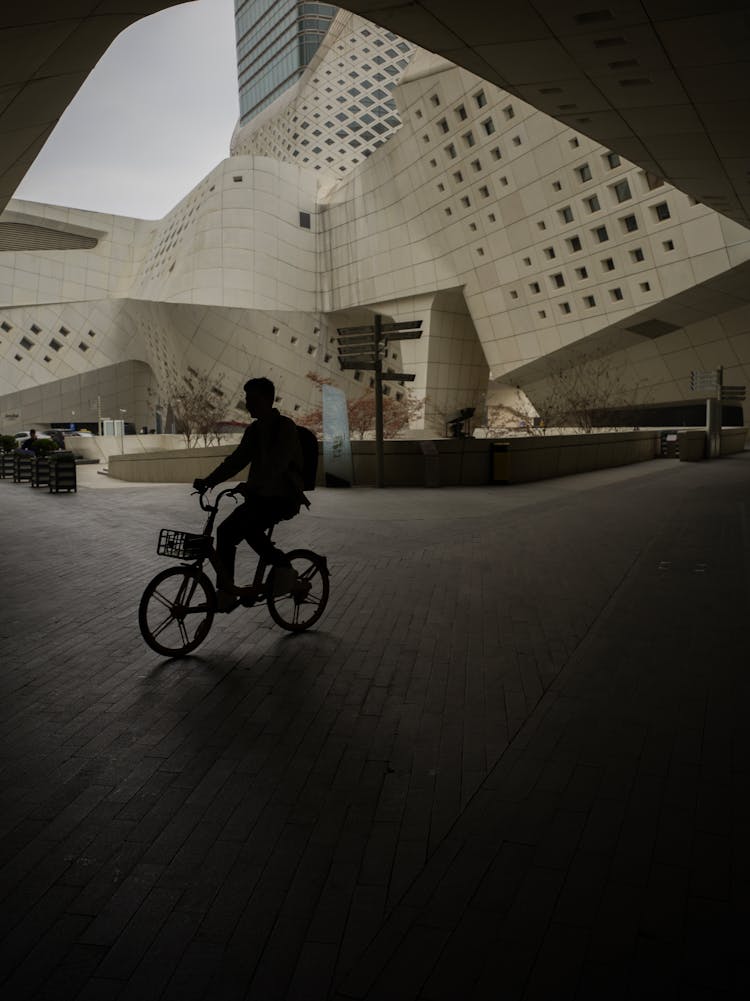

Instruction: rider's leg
[214,505,250,593]
[239,496,295,567]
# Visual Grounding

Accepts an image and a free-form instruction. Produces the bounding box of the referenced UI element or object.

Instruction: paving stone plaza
[1,456,748,999]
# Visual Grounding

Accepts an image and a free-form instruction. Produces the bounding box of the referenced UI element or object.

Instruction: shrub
[0,434,16,452]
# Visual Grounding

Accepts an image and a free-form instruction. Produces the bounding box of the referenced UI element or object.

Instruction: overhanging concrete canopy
[343,1,750,228]
[2,1,750,232]
[0,1,183,212]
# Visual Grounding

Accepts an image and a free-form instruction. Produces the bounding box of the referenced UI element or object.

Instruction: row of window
[511,280,655,318]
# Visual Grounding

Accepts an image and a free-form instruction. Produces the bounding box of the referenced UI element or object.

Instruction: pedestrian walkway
[0,454,747,999]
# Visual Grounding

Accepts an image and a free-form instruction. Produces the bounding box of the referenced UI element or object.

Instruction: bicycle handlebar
[194,486,241,513]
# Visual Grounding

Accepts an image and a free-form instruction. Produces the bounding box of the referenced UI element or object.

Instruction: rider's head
[243,377,275,419]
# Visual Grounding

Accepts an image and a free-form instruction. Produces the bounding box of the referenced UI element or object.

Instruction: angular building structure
[1,6,750,438]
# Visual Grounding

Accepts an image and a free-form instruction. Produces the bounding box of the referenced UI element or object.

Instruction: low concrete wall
[108,430,662,486]
[108,444,249,483]
[678,427,748,461]
[70,433,242,464]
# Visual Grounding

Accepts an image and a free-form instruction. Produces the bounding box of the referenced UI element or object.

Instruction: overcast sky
[14,0,239,220]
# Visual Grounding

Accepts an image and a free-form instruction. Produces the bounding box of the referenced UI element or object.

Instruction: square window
[482,118,496,135]
[453,171,463,182]
[602,257,615,271]
[594,225,609,242]
[430,94,440,106]
[476,247,485,256]
[299,211,312,229]
[490,147,502,160]
[512,135,522,146]
[471,159,482,172]
[79,341,89,352]
[463,131,476,147]
[461,196,471,208]
[475,90,487,108]
[621,214,638,232]
[640,281,651,292]
[613,179,632,202]
[20,336,33,350]
[438,118,449,133]
[567,236,582,252]
[523,257,531,265]
[537,220,547,230]
[559,206,574,223]
[529,282,540,293]
[544,247,556,259]
[444,207,452,216]
[538,310,547,319]
[559,302,571,314]
[663,239,675,251]
[503,105,514,120]
[630,247,645,262]
[49,338,62,351]
[569,137,580,148]
[479,185,490,198]
[583,295,596,308]
[500,176,508,186]
[605,152,621,168]
[575,266,588,279]
[576,163,592,182]
[488,213,496,222]
[585,194,601,212]
[551,273,565,288]
[610,287,624,301]
[653,202,671,221]
[552,180,562,191]
[455,104,467,121]
[437,182,445,192]
[0,321,11,332]
[30,324,41,334]
[445,143,457,159]
[509,290,519,299]
[469,222,477,231]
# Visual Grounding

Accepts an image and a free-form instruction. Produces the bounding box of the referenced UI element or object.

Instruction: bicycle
[138,487,330,657]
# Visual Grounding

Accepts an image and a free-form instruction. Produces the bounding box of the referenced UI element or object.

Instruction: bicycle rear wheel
[266,549,329,632]
[139,566,216,657]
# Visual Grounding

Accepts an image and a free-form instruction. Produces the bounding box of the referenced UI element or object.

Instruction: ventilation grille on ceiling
[626,319,681,339]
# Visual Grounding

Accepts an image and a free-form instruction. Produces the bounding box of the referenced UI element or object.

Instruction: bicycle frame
[192,487,273,600]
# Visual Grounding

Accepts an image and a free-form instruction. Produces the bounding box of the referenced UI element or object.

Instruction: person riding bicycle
[193,377,304,611]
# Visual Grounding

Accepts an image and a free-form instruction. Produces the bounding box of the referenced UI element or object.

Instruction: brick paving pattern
[0,456,748,999]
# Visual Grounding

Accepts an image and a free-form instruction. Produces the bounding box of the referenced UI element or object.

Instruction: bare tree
[166,368,236,447]
[525,354,649,433]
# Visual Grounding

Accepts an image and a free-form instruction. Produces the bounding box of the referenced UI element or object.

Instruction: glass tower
[235,1,337,126]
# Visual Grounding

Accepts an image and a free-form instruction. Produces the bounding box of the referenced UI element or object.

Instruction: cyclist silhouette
[193,377,303,611]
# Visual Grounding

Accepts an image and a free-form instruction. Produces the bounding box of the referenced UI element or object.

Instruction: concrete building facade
[1,9,750,438]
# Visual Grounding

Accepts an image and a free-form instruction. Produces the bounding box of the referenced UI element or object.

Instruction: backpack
[296,425,319,491]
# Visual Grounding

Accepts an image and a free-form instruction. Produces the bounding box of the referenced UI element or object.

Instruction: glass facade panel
[235,0,337,124]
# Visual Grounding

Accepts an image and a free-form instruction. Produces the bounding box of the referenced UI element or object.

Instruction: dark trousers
[215,495,298,590]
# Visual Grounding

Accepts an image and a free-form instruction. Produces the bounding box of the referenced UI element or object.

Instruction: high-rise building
[234,0,337,126]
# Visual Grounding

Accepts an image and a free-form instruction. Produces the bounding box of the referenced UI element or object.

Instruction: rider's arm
[201,426,257,490]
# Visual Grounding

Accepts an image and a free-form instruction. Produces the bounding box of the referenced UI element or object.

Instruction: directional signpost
[689,366,746,458]
[336,314,422,487]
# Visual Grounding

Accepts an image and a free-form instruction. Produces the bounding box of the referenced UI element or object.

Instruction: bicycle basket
[157,529,211,560]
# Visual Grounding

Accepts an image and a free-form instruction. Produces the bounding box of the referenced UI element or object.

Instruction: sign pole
[374,313,385,488]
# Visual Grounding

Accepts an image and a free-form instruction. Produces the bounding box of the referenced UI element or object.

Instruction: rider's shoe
[236,584,261,606]
[215,590,239,613]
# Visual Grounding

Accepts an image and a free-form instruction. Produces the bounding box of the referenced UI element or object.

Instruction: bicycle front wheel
[267,549,329,632]
[139,566,216,657]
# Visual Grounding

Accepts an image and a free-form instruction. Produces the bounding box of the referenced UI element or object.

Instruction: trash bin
[48,453,77,492]
[491,441,511,483]
[659,430,680,458]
